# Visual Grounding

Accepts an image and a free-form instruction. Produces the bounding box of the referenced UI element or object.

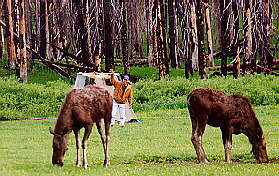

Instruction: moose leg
[82,126,93,168]
[221,126,232,163]
[74,130,81,167]
[96,119,110,167]
[191,118,208,164]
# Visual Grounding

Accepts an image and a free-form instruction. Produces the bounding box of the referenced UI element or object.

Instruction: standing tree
[4,0,17,68]
[220,0,229,76]
[168,0,178,68]
[196,0,206,79]
[121,0,130,75]
[232,0,240,78]
[103,0,114,71]
[18,0,27,82]
[154,0,168,79]
[0,0,4,60]
[39,0,47,59]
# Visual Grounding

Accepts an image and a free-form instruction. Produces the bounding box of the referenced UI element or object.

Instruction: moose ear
[49,127,55,135]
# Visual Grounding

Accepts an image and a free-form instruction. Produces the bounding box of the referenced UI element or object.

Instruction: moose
[187,88,268,164]
[49,85,112,168]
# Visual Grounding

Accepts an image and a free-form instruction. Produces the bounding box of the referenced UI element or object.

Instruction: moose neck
[54,106,73,135]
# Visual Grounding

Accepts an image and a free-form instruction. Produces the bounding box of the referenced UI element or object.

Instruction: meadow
[0,106,278,176]
[0,66,278,175]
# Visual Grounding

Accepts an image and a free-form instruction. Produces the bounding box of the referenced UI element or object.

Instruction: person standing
[110,70,132,127]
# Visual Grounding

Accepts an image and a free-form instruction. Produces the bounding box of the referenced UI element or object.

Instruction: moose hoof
[103,161,110,168]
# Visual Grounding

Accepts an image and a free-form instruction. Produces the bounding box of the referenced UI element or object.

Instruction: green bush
[0,76,71,119]
[133,74,279,111]
[0,74,278,119]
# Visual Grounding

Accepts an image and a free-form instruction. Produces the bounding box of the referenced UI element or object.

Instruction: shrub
[0,76,71,119]
[132,74,279,111]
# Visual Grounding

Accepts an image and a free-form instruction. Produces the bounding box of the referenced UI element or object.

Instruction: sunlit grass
[0,106,278,176]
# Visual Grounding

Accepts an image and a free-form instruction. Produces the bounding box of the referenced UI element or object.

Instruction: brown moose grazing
[187,88,268,164]
[49,85,112,168]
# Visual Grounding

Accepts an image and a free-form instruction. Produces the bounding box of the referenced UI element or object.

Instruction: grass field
[0,106,278,176]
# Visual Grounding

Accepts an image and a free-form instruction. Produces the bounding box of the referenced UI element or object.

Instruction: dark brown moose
[49,85,112,168]
[187,88,268,164]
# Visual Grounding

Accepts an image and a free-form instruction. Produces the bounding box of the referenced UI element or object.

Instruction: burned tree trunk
[4,0,17,68]
[232,1,240,78]
[243,0,253,73]
[0,0,3,60]
[103,0,114,71]
[204,0,214,67]
[73,0,90,66]
[220,0,229,76]
[168,0,178,69]
[155,0,168,79]
[18,0,27,82]
[190,1,198,71]
[121,0,130,75]
[39,0,47,59]
[196,0,206,79]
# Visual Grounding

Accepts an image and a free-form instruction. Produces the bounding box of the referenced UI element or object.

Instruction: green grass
[0,106,278,176]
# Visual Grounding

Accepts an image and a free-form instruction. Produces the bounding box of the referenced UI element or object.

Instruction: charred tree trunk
[73,0,90,66]
[220,0,229,76]
[160,0,169,74]
[232,0,240,78]
[4,0,17,68]
[103,0,114,71]
[39,0,47,59]
[121,0,130,75]
[263,0,274,69]
[0,0,3,60]
[168,0,178,68]
[243,0,253,73]
[190,1,198,71]
[196,0,206,79]
[18,0,27,82]
[204,0,214,67]
[155,0,167,79]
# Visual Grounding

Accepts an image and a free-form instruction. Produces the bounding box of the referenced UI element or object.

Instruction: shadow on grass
[122,153,279,165]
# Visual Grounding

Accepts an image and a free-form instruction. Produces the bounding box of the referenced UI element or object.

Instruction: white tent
[74,72,136,122]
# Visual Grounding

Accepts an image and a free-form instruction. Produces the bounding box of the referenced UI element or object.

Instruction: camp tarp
[74,72,136,122]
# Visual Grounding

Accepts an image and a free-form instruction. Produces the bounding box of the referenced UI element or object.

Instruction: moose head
[49,127,69,166]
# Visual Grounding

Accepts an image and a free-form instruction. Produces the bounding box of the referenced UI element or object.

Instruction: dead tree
[18,0,27,82]
[121,0,130,75]
[103,0,114,71]
[4,0,17,68]
[0,0,3,59]
[168,0,178,68]
[219,0,230,76]
[196,1,206,79]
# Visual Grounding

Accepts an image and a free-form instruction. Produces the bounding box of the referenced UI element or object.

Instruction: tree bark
[168,0,178,68]
[220,0,229,76]
[232,0,240,78]
[190,1,198,71]
[155,0,167,79]
[196,0,206,79]
[204,0,214,67]
[19,0,27,82]
[103,0,114,71]
[121,0,130,75]
[4,0,17,68]
[39,0,47,59]
[0,0,3,60]
[243,0,253,73]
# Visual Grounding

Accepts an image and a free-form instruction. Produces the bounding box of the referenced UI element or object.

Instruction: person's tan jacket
[110,74,132,105]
